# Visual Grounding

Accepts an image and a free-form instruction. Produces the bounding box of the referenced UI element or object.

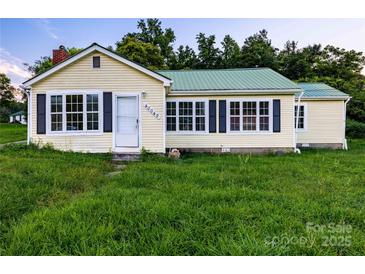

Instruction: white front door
[115,96,139,147]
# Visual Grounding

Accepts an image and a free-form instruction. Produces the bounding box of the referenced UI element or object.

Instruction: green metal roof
[297,83,349,99]
[157,68,301,92]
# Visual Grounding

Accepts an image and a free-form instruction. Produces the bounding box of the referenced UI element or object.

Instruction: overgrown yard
[0,123,27,144]
[0,141,364,255]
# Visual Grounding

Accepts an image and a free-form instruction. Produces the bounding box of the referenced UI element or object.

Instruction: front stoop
[112,153,141,161]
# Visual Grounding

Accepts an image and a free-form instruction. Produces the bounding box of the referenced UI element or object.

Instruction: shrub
[346,119,365,138]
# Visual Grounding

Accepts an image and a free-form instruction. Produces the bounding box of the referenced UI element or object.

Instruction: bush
[346,119,365,138]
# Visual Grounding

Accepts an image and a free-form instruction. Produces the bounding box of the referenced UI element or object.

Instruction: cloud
[37,19,59,40]
[0,48,32,87]
[0,61,30,78]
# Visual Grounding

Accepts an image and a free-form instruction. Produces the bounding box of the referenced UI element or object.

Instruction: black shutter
[209,100,217,133]
[273,99,281,132]
[37,94,46,134]
[103,92,112,132]
[219,100,226,133]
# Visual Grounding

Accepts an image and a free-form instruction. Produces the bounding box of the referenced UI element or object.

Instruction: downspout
[19,85,31,145]
[294,91,304,154]
[343,97,351,150]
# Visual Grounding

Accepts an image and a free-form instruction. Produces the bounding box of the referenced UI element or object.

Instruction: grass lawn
[0,123,27,144]
[0,140,364,255]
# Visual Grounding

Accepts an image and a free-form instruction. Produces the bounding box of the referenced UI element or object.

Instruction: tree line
[0,74,26,122]
[2,19,364,124]
[113,19,364,123]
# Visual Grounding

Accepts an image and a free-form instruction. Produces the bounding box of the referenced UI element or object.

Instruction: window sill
[166,132,209,136]
[45,131,104,137]
[295,129,307,133]
[226,131,274,135]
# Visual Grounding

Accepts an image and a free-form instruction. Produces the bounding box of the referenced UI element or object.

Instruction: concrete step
[112,153,140,161]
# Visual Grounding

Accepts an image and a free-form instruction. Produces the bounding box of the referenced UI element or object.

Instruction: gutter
[299,96,350,101]
[168,89,300,96]
[294,91,304,154]
[19,85,31,145]
[343,97,351,150]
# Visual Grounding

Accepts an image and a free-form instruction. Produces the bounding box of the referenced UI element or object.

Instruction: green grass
[0,140,364,255]
[0,123,27,144]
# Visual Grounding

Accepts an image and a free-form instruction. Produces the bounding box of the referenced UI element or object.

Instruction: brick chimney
[52,45,69,65]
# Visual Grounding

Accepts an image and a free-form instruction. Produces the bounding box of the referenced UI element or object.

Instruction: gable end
[23,43,172,87]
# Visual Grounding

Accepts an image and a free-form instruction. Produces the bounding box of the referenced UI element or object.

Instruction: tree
[315,45,365,80]
[221,35,241,68]
[278,41,315,79]
[196,33,221,69]
[241,29,278,69]
[170,45,198,70]
[279,43,365,122]
[115,36,164,70]
[24,56,53,75]
[0,73,23,122]
[67,47,83,56]
[24,47,83,75]
[125,18,176,67]
[0,73,15,107]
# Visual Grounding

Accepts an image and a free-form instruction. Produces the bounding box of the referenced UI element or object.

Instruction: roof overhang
[23,43,173,88]
[167,89,300,96]
[298,96,351,101]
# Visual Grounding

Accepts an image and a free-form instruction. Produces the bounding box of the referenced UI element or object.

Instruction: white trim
[27,90,32,144]
[294,102,308,132]
[165,98,209,135]
[112,92,142,153]
[23,44,172,87]
[45,90,103,136]
[294,91,304,153]
[168,89,299,96]
[46,89,103,94]
[162,87,166,151]
[226,98,273,135]
[292,96,296,149]
[299,97,350,101]
[343,97,351,150]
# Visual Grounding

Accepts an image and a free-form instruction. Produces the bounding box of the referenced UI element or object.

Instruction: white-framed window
[166,101,176,131]
[179,101,193,131]
[166,99,208,133]
[294,103,307,131]
[229,101,240,131]
[66,94,84,131]
[227,99,272,133]
[195,102,206,131]
[242,101,257,131]
[87,94,99,130]
[50,95,63,131]
[259,101,270,131]
[47,91,102,134]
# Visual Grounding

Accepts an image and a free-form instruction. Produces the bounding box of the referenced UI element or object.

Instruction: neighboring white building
[9,111,27,125]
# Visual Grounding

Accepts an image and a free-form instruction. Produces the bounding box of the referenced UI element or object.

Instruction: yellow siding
[166,95,295,149]
[30,51,165,153]
[297,100,344,144]
[31,134,113,153]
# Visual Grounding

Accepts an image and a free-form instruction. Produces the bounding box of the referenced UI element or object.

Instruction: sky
[1,18,364,87]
